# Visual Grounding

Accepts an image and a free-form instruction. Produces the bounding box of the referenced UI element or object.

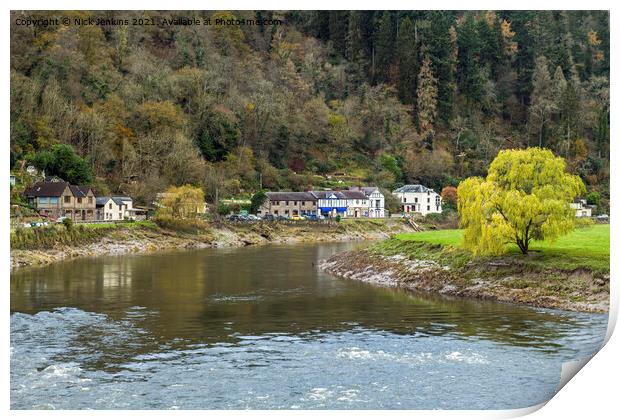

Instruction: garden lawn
[394,225,610,273]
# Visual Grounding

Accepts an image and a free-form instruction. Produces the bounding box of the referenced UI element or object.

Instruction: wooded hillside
[10,11,610,211]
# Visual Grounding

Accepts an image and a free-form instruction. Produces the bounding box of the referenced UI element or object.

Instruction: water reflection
[11,242,605,354]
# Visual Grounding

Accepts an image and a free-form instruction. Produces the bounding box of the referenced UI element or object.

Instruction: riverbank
[320,225,610,313]
[10,218,414,270]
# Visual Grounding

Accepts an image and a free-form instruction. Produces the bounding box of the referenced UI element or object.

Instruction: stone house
[24,181,96,221]
[259,192,318,217]
[392,184,442,216]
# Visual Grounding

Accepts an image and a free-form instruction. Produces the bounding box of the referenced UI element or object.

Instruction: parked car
[276,215,289,221]
[304,214,320,221]
[290,215,306,221]
[261,214,276,222]
[56,216,68,224]
[247,214,260,221]
[226,214,240,222]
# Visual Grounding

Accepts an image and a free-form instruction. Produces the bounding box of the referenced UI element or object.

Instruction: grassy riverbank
[321,225,610,313]
[385,225,610,273]
[10,218,414,269]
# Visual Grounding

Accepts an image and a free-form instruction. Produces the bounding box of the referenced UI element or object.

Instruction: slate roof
[393,184,433,194]
[310,190,344,199]
[340,190,367,199]
[111,196,132,206]
[265,192,317,202]
[69,185,92,197]
[24,181,70,197]
[96,197,112,207]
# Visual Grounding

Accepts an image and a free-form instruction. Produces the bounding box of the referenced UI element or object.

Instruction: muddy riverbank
[320,244,609,313]
[11,219,414,270]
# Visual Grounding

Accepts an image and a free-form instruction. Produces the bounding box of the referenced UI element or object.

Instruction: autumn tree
[440,186,458,209]
[458,148,585,255]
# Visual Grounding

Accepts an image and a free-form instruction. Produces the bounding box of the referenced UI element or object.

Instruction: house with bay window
[24,180,96,221]
[392,184,442,216]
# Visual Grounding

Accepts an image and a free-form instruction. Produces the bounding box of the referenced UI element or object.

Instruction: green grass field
[393,224,610,272]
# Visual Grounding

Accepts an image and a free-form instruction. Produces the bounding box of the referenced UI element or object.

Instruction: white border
[3,1,617,419]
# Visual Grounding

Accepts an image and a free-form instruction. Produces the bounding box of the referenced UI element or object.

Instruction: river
[10,241,608,409]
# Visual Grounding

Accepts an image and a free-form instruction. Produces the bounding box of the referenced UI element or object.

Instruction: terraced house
[24,180,96,221]
[258,186,386,218]
[258,192,318,217]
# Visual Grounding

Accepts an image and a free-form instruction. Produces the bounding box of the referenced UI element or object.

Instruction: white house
[349,186,385,218]
[341,190,368,218]
[393,184,442,216]
[96,196,135,221]
[571,198,593,218]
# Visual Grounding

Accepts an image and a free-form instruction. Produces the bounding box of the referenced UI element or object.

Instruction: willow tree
[157,185,205,219]
[457,148,585,255]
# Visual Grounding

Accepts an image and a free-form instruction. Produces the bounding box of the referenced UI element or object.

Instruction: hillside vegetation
[10,11,609,211]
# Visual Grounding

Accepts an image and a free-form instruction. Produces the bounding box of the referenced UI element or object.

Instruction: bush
[153,215,209,234]
[575,217,595,228]
[62,217,73,231]
[10,224,116,250]
[217,202,231,216]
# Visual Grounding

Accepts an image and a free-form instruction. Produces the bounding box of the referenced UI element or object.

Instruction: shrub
[62,217,73,231]
[154,215,209,234]
[575,217,595,228]
[217,202,231,216]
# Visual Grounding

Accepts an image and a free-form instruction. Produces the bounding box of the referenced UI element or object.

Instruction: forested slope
[10,11,610,210]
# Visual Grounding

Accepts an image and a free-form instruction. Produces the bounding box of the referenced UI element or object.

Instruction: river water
[10,241,607,409]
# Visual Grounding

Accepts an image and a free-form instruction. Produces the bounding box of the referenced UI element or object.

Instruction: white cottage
[348,186,385,218]
[570,198,593,218]
[393,184,442,216]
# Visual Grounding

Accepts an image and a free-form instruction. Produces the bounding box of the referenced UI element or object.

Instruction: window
[78,197,83,204]
[109,203,112,209]
[403,197,406,203]
[285,210,289,214]
[274,210,279,215]
[302,201,305,206]
[414,197,418,203]
[64,196,71,204]
[427,205,430,211]
[39,197,49,204]
[275,201,279,205]
[356,200,359,204]
[285,201,289,205]
[427,197,430,203]
[119,213,122,219]
[88,196,93,204]
[293,201,297,205]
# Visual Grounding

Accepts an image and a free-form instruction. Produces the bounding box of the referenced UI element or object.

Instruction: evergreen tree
[395,16,418,105]
[417,54,438,146]
[457,12,484,106]
[424,11,456,120]
[374,11,394,84]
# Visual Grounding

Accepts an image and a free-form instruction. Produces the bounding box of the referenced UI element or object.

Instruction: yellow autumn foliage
[458,148,585,255]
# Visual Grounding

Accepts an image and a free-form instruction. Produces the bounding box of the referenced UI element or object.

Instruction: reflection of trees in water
[11,243,606,374]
